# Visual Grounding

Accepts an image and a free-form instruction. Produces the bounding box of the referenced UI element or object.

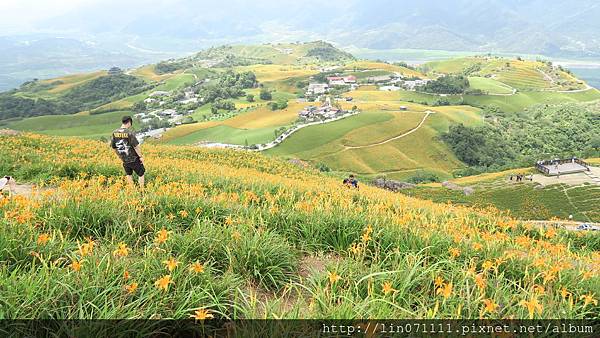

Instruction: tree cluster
[419,75,469,94]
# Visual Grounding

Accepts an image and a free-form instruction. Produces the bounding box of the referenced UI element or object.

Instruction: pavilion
[535,158,590,176]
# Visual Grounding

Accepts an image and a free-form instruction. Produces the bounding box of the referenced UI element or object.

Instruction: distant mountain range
[3,0,600,90]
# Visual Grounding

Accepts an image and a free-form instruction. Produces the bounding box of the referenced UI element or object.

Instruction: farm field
[463,88,600,112]
[161,101,304,146]
[468,76,514,95]
[267,104,482,180]
[422,57,587,91]
[344,61,426,78]
[2,111,130,139]
[3,43,600,188]
[1,133,598,321]
[234,64,317,83]
[406,176,600,223]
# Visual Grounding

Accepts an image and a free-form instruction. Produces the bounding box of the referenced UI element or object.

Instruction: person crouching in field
[111,116,145,190]
[0,176,16,199]
[343,174,359,190]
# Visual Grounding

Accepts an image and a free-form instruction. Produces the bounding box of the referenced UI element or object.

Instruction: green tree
[260,89,272,101]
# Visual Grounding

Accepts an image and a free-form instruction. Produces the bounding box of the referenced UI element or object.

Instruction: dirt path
[343,110,434,150]
[2,183,48,199]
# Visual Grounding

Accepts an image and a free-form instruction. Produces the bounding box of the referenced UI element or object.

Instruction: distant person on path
[0,175,16,199]
[111,116,145,190]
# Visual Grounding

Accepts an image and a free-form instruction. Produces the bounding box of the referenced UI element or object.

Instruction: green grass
[165,125,279,146]
[468,77,514,95]
[6,111,128,139]
[347,70,394,80]
[463,88,600,112]
[405,181,600,222]
[267,107,482,179]
[155,74,196,91]
[266,112,392,157]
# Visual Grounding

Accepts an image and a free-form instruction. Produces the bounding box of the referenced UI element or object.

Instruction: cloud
[1,0,97,33]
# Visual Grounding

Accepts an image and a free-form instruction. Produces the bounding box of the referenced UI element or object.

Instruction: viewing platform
[535,158,590,176]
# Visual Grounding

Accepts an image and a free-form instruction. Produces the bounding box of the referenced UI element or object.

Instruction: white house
[307,83,329,95]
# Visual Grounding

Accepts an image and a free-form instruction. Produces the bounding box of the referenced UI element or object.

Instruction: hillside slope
[0,133,598,320]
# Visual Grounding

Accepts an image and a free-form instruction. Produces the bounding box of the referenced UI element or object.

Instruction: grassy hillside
[267,104,483,180]
[421,56,586,91]
[407,169,600,223]
[17,71,108,99]
[3,48,600,184]
[0,133,598,321]
[467,76,514,95]
[2,111,130,139]
[194,41,355,66]
[160,100,304,146]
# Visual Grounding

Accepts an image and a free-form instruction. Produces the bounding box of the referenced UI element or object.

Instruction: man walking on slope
[111,116,145,190]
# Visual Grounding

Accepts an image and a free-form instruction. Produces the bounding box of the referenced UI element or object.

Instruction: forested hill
[0,74,151,120]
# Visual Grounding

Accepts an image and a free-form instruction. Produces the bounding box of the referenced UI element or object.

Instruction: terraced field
[41,71,108,94]
[234,64,317,83]
[421,57,587,91]
[131,65,182,82]
[409,171,600,222]
[208,42,346,65]
[267,104,482,180]
[344,61,426,78]
[347,87,464,106]
[161,101,305,145]
[463,88,600,112]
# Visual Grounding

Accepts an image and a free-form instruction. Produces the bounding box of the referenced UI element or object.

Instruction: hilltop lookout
[535,158,590,176]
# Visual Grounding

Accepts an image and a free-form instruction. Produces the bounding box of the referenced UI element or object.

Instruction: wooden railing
[535,162,550,175]
[535,158,590,175]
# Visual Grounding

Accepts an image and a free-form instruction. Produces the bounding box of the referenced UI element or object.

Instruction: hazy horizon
[3,0,600,90]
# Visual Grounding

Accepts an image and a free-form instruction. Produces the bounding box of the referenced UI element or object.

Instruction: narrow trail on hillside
[342,110,434,150]
[537,68,594,92]
[560,184,591,222]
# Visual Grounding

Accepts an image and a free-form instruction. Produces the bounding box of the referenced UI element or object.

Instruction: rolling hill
[2,42,600,183]
[0,132,598,321]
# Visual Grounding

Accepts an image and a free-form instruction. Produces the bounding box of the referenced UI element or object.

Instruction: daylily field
[0,133,598,320]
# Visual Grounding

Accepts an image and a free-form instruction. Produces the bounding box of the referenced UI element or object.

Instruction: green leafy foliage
[259,88,272,101]
[420,75,469,94]
[0,74,150,120]
[442,102,600,169]
[195,70,256,104]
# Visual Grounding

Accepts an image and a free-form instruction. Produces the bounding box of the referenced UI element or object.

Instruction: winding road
[343,110,434,150]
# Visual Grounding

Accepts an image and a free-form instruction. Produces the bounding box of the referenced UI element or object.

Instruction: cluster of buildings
[379,77,430,91]
[136,88,201,127]
[306,75,358,96]
[305,69,431,97]
[298,98,344,120]
[135,108,186,125]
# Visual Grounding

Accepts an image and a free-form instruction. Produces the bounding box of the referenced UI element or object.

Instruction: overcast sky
[0,0,167,34]
[2,0,88,33]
